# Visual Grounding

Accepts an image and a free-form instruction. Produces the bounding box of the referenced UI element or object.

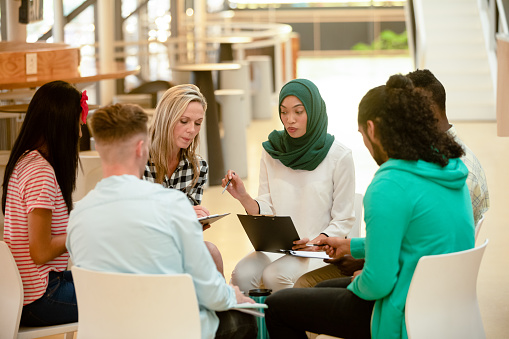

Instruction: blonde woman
[143,84,224,273]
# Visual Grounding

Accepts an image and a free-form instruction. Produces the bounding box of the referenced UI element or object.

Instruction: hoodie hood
[376,158,468,190]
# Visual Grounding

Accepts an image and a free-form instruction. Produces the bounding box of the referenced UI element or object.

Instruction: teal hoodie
[348,158,475,339]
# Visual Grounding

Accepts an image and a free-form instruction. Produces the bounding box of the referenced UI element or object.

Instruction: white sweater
[256,140,356,239]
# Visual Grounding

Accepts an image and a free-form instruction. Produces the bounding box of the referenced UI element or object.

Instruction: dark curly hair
[406,69,446,114]
[358,74,464,167]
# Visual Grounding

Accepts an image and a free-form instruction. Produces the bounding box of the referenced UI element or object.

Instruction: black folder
[237,214,300,253]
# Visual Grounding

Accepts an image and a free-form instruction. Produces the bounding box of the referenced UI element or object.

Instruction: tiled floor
[202,55,509,338]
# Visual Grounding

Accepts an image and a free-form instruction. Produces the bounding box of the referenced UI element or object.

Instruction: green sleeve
[350,237,366,259]
[347,177,411,300]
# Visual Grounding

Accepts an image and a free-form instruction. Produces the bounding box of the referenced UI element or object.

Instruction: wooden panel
[0,52,25,79]
[497,35,509,137]
[0,42,80,81]
[36,48,80,77]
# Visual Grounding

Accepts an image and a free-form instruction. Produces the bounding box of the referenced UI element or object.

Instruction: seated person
[222,78,355,292]
[2,80,86,326]
[295,68,490,289]
[264,74,475,339]
[142,84,224,274]
[66,103,257,339]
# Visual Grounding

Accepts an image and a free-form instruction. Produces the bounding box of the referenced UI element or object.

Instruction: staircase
[412,0,495,121]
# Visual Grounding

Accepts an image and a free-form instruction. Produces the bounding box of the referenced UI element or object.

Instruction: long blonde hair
[149,84,207,186]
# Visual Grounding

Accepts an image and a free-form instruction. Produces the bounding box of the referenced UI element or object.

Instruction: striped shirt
[3,150,69,305]
[143,156,208,205]
[448,126,490,225]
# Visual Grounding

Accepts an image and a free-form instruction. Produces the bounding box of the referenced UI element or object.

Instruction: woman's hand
[193,206,211,231]
[193,205,210,219]
[222,170,260,215]
[316,237,351,259]
[222,170,247,200]
[292,237,310,251]
[292,234,329,251]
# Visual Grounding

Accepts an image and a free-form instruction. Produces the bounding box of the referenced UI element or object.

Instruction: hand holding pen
[222,170,261,215]
[221,170,246,199]
[222,171,235,194]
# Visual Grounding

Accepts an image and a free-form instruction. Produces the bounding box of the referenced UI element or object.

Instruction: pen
[187,193,199,206]
[222,172,235,194]
[306,243,326,247]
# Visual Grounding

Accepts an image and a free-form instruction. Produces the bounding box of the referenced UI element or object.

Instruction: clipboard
[198,213,230,225]
[237,215,300,253]
[237,214,332,259]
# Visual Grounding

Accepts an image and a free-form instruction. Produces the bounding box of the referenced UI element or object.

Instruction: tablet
[198,213,230,225]
[237,215,300,253]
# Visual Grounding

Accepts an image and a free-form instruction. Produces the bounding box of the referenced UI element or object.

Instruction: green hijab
[262,78,334,171]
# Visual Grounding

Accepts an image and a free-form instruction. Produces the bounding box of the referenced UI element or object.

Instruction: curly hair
[406,69,446,114]
[358,74,464,167]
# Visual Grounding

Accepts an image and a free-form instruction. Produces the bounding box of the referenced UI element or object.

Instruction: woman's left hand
[193,205,210,219]
[292,234,328,251]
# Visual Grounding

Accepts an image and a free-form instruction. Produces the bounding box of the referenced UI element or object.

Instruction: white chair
[0,150,10,240]
[0,241,78,339]
[71,266,201,339]
[313,240,489,339]
[348,193,364,238]
[475,215,485,241]
[405,239,489,339]
[73,151,103,202]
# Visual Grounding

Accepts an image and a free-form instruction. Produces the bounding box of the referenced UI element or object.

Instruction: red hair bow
[81,90,89,124]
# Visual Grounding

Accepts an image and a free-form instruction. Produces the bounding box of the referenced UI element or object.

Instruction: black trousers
[216,309,258,339]
[265,277,375,339]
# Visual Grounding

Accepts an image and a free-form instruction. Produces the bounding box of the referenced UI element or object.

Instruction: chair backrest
[72,266,201,339]
[475,215,485,240]
[0,150,11,240]
[348,193,364,238]
[0,241,24,339]
[128,80,172,107]
[405,239,489,339]
[73,151,103,202]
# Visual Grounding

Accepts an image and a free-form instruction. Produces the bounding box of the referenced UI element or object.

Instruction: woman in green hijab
[222,78,356,292]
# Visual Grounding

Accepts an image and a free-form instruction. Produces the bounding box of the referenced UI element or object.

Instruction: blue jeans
[20,270,78,326]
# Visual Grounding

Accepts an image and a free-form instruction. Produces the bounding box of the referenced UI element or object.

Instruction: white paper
[231,303,267,317]
[233,302,268,309]
[289,250,331,260]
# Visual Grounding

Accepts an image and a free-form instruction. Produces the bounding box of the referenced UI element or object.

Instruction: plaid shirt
[143,157,208,205]
[448,126,490,225]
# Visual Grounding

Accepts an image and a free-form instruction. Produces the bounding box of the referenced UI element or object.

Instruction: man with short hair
[264,74,475,339]
[66,103,257,339]
[406,69,489,225]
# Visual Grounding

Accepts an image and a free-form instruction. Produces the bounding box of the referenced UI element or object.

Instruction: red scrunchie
[80,90,89,124]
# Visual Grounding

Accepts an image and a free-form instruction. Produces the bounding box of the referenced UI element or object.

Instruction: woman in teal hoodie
[264,74,475,339]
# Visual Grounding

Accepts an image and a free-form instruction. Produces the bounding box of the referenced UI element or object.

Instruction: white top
[256,140,356,239]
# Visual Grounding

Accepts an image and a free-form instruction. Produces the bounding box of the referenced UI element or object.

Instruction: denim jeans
[20,270,78,326]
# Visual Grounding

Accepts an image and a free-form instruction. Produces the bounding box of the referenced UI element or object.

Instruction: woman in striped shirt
[2,80,86,326]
